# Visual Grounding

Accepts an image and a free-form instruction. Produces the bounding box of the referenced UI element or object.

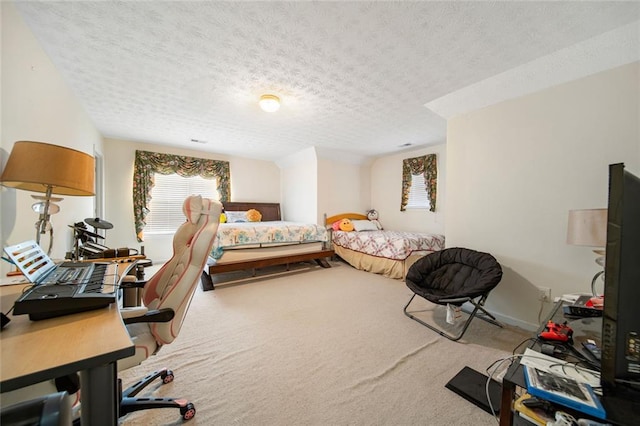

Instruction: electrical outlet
[538,286,552,302]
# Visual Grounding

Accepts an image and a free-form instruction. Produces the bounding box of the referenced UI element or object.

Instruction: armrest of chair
[121,308,175,325]
[120,306,148,319]
[120,275,147,289]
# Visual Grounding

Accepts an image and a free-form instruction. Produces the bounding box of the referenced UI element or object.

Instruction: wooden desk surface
[0,264,135,392]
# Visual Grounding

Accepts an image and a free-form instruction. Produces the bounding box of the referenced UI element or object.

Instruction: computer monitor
[601,163,640,400]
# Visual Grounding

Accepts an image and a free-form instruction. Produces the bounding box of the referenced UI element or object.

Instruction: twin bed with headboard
[201,203,445,290]
[201,202,333,290]
[324,212,445,280]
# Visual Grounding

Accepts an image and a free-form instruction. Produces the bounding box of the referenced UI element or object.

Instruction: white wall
[317,154,371,224]
[370,144,446,234]
[1,2,104,275]
[446,62,640,330]
[229,157,281,203]
[103,138,280,262]
[277,147,318,223]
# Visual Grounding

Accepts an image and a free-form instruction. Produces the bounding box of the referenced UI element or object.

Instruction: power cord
[512,337,539,356]
[537,297,545,324]
[485,353,523,423]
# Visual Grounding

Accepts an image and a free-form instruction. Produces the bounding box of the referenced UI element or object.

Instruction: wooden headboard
[223,202,281,221]
[325,212,368,225]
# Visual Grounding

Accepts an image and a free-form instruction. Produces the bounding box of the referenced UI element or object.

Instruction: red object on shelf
[586,296,604,309]
[539,320,574,342]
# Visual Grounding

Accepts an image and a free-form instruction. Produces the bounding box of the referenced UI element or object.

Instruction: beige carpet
[119,260,529,425]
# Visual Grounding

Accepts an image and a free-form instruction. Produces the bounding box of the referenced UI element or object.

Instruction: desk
[500,300,638,425]
[0,262,136,425]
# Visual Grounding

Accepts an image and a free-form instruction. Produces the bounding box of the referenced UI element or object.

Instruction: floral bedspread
[211,221,328,260]
[332,230,445,260]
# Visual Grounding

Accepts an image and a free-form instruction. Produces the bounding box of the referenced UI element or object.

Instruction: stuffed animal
[332,220,342,231]
[220,212,227,223]
[339,218,354,231]
[366,209,383,230]
[246,208,262,222]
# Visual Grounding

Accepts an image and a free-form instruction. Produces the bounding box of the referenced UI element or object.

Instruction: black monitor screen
[601,163,640,398]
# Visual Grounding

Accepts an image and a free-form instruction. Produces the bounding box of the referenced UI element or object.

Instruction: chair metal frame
[403,292,502,341]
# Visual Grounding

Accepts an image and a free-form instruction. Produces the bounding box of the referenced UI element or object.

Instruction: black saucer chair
[403,247,503,341]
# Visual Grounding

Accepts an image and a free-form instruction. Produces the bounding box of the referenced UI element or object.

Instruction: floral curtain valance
[133,150,230,242]
[400,154,437,212]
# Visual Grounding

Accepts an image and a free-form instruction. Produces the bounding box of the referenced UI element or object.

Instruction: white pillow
[352,220,379,232]
[225,211,247,223]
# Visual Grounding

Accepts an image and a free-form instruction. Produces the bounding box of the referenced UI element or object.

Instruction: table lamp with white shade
[566,208,607,297]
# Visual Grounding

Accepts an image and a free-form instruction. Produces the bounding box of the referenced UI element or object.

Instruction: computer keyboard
[39,262,94,285]
[13,263,119,320]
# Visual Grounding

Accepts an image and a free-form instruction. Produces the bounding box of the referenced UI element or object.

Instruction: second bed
[325,212,445,280]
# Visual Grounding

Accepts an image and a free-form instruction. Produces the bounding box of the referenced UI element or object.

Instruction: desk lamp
[566,208,607,296]
[1,141,95,254]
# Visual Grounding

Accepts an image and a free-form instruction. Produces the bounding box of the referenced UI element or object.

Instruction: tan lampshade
[1,141,95,196]
[566,208,607,247]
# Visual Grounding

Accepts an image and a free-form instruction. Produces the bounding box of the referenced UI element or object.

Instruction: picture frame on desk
[524,365,606,420]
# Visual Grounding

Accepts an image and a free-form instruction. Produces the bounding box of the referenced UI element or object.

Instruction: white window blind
[406,173,431,210]
[145,173,219,234]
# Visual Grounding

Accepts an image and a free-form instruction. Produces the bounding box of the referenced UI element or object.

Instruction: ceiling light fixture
[259,94,280,112]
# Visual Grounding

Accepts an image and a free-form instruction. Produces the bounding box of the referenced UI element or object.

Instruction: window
[133,150,230,242]
[144,173,219,234]
[405,174,431,210]
[400,154,437,212]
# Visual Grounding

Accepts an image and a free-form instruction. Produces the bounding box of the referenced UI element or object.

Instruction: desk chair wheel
[162,369,175,384]
[120,368,195,420]
[181,403,196,420]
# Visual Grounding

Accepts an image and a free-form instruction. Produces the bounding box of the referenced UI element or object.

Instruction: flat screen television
[601,163,640,401]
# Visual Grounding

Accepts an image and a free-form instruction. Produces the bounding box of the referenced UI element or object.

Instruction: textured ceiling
[13,1,640,162]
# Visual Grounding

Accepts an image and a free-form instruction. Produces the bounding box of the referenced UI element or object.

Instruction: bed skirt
[333,245,432,280]
[203,242,333,290]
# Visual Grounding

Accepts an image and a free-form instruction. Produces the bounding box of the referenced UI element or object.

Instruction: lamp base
[33,185,57,255]
[35,222,54,255]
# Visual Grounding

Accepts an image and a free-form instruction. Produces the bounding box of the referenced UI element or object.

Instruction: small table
[0,262,136,425]
[500,300,637,425]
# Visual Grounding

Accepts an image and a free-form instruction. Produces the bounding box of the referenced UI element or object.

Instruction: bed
[325,212,445,280]
[201,202,333,290]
